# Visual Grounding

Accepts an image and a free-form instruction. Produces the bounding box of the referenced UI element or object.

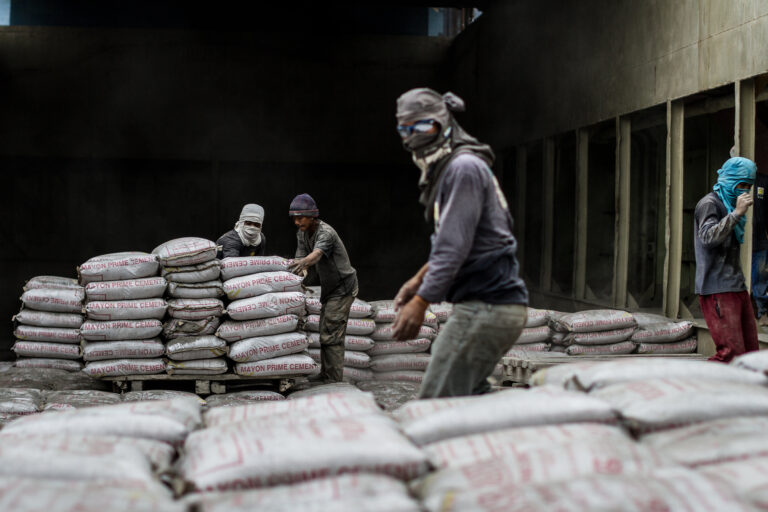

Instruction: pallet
[104,373,298,395]
[501,352,707,385]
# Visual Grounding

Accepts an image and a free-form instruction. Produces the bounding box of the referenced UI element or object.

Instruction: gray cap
[239,204,264,223]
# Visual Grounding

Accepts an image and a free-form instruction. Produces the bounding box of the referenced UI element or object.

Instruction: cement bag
[430,302,453,323]
[562,326,635,346]
[167,298,224,320]
[78,252,159,284]
[2,398,201,445]
[308,348,371,368]
[347,318,377,336]
[732,350,768,373]
[167,358,227,375]
[414,440,669,501]
[24,275,81,291]
[370,353,430,372]
[394,387,616,446]
[205,390,285,408]
[696,456,768,495]
[234,354,319,378]
[123,389,206,405]
[526,308,549,327]
[367,338,431,356]
[152,237,217,266]
[217,315,299,342]
[640,415,768,467]
[516,325,551,344]
[373,370,425,383]
[344,367,375,382]
[13,325,81,343]
[83,339,165,361]
[163,317,220,339]
[550,309,636,333]
[356,381,421,411]
[308,332,374,351]
[166,335,227,360]
[42,390,121,411]
[371,301,436,326]
[424,467,751,512]
[568,358,768,391]
[85,277,167,301]
[223,271,303,300]
[85,298,167,321]
[226,291,305,321]
[12,341,82,360]
[372,322,435,341]
[220,256,291,280]
[81,319,163,341]
[187,473,420,512]
[167,280,224,299]
[83,358,166,377]
[181,414,429,491]
[15,358,83,372]
[630,318,694,343]
[506,343,550,354]
[12,309,83,329]
[203,391,381,428]
[424,422,632,470]
[161,259,221,283]
[306,296,374,318]
[229,332,308,362]
[636,336,697,354]
[0,388,43,415]
[287,383,363,399]
[565,340,636,356]
[20,288,84,313]
[592,377,768,434]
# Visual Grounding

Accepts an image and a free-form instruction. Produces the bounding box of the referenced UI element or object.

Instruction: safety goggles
[396,119,437,138]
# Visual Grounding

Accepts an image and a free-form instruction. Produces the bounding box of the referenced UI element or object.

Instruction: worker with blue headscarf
[694,156,759,362]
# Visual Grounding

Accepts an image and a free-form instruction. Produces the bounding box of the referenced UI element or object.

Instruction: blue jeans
[752,249,768,318]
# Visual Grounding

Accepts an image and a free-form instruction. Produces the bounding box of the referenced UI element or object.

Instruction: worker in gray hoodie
[216,203,267,258]
[392,88,529,398]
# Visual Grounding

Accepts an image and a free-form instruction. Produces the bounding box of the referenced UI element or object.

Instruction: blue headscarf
[713,156,757,243]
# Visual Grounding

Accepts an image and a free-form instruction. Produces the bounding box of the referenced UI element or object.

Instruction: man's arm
[697,194,752,248]
[394,263,429,311]
[289,248,323,274]
[219,234,242,258]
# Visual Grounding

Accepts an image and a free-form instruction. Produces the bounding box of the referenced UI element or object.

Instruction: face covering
[712,156,757,243]
[235,222,262,247]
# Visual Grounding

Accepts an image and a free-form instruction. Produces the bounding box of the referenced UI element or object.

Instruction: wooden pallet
[501,352,707,385]
[104,373,298,394]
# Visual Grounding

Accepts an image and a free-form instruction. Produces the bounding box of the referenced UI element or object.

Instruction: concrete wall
[0,27,450,356]
[450,0,768,149]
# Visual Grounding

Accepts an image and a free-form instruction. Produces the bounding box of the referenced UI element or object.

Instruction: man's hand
[735,192,754,216]
[288,258,309,276]
[394,278,420,312]
[393,296,429,341]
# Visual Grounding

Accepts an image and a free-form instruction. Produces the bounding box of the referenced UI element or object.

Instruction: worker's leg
[419,302,526,399]
[318,294,355,382]
[752,249,768,325]
[699,292,746,363]
[739,290,760,354]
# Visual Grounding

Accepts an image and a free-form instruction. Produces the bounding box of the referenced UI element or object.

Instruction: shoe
[759,315,768,327]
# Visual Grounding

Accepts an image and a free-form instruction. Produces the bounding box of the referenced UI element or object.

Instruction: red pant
[699,291,759,363]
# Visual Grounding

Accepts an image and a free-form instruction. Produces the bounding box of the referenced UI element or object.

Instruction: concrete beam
[612,117,631,309]
[573,129,589,300]
[515,146,527,273]
[541,138,555,292]
[663,100,684,319]
[737,79,756,289]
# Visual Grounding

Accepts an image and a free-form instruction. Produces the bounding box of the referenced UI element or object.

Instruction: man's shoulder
[217,230,239,245]
[318,220,339,238]
[444,153,490,184]
[696,192,723,213]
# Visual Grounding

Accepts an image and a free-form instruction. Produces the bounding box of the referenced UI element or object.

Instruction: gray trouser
[318,292,356,382]
[419,301,527,398]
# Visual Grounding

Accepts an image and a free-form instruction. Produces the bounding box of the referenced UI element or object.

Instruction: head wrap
[713,157,757,243]
[396,88,495,223]
[234,203,264,247]
[289,193,319,217]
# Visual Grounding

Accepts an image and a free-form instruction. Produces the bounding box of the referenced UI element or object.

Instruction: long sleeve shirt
[693,192,746,295]
[216,230,267,259]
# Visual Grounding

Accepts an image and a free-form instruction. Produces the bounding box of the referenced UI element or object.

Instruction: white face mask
[235,222,262,246]
[242,225,261,239]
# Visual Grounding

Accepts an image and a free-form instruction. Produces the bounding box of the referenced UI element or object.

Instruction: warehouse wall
[0,27,450,356]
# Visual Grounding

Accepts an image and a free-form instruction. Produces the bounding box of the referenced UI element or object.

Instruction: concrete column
[663,100,684,319]
[573,129,589,300]
[613,117,631,309]
[515,146,527,273]
[737,79,756,289]
[541,138,555,292]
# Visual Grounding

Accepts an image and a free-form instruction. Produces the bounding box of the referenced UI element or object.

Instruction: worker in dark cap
[392,87,529,398]
[288,193,358,383]
[216,203,267,258]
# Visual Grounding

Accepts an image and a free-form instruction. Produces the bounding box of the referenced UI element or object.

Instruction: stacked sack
[154,238,227,376]
[550,309,638,355]
[366,300,437,384]
[304,287,376,383]
[218,256,318,379]
[78,252,167,377]
[12,276,85,372]
[630,313,697,354]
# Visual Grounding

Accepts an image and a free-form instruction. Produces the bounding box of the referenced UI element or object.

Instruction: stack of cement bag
[218,255,318,379]
[366,300,437,383]
[303,287,376,383]
[549,309,638,355]
[512,307,554,353]
[152,237,227,376]
[428,302,453,330]
[78,252,167,377]
[12,276,85,372]
[630,313,696,354]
